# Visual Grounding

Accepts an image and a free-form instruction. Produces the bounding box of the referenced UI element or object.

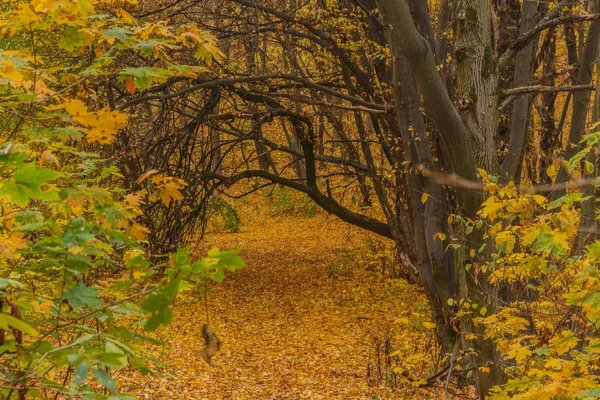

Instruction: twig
[444,340,460,399]
[499,12,600,70]
[503,84,595,97]
[419,166,600,194]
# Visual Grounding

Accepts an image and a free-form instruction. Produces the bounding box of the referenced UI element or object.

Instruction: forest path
[126,206,440,399]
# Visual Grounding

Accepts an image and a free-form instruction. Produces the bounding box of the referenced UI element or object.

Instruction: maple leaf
[124,76,136,95]
[86,126,117,144]
[150,175,187,206]
[60,100,127,144]
[124,193,143,207]
[0,232,27,257]
[126,222,150,240]
[160,178,186,205]
[550,331,579,356]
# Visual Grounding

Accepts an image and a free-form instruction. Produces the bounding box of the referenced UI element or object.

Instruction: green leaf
[118,67,172,91]
[144,308,172,331]
[63,283,102,309]
[74,361,89,386]
[217,249,245,271]
[0,313,38,336]
[0,278,24,290]
[133,40,167,56]
[141,291,173,331]
[59,27,87,52]
[93,368,117,392]
[102,27,132,43]
[575,388,600,399]
[98,350,128,369]
[71,334,96,346]
[0,163,62,206]
[141,291,170,313]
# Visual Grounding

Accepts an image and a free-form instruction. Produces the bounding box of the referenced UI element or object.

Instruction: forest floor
[122,192,470,399]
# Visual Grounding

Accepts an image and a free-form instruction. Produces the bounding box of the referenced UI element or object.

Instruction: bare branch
[503,84,595,97]
[499,13,600,71]
[419,166,600,194]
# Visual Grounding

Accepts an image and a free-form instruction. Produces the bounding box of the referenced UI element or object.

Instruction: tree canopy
[3,0,600,398]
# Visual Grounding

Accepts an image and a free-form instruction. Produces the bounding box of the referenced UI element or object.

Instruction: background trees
[4,0,600,398]
[117,0,600,396]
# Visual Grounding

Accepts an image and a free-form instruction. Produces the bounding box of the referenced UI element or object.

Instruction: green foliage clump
[208,197,243,233]
[267,187,318,217]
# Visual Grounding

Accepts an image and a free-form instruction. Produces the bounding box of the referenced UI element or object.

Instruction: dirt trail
[125,211,437,399]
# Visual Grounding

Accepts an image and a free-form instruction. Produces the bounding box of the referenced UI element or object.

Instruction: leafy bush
[267,187,318,217]
[208,197,243,233]
[469,145,600,398]
[0,1,241,398]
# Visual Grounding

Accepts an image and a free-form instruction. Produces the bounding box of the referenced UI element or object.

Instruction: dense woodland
[3,0,600,398]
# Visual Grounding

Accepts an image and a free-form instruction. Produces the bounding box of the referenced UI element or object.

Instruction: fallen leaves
[121,193,472,399]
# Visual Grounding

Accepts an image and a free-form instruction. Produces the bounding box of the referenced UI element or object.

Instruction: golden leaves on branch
[0,232,26,258]
[51,99,128,144]
[149,175,187,206]
[135,170,188,206]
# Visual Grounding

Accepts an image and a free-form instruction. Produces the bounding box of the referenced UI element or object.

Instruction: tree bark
[377,0,503,395]
[501,0,540,181]
[553,1,600,197]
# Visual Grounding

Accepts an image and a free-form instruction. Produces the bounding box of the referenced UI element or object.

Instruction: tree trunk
[501,0,540,182]
[454,0,499,173]
[553,0,600,197]
[377,0,503,395]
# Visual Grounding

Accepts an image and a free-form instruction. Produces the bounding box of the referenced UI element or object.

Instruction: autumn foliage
[0,1,242,398]
[4,0,600,399]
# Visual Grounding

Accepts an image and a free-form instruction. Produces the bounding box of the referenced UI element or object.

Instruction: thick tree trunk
[454,0,499,173]
[380,13,456,349]
[395,53,456,352]
[378,0,503,396]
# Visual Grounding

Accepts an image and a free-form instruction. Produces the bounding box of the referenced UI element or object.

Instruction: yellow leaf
[116,8,137,24]
[550,330,579,356]
[133,270,144,279]
[479,197,505,221]
[421,192,429,204]
[433,232,447,241]
[15,4,42,24]
[547,164,557,183]
[0,232,26,257]
[61,100,127,144]
[150,175,187,206]
[507,342,532,363]
[126,223,150,240]
[422,322,436,330]
[124,193,143,207]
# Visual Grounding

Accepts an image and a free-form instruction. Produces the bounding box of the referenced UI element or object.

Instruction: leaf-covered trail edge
[122,204,459,399]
